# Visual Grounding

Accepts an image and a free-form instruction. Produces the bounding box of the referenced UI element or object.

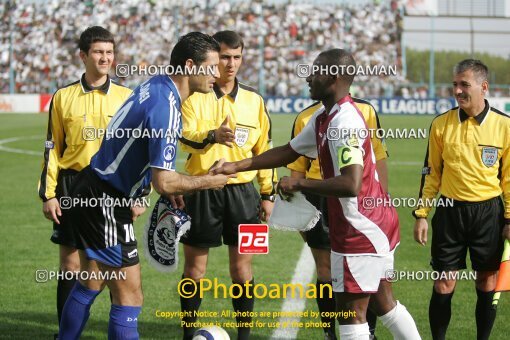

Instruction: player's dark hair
[454,59,488,83]
[170,32,220,68]
[318,49,356,86]
[212,30,244,51]
[78,26,115,53]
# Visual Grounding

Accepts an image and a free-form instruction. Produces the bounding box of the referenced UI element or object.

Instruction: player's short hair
[318,49,356,86]
[78,26,115,53]
[453,59,488,83]
[212,30,244,51]
[170,32,220,68]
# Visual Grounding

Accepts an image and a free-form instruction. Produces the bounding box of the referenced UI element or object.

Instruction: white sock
[339,323,370,340]
[379,300,421,340]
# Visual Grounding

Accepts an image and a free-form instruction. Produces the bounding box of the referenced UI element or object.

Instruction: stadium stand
[0,0,403,96]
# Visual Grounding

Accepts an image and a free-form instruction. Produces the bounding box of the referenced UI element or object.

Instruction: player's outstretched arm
[151,168,233,196]
[279,164,363,198]
[210,143,300,175]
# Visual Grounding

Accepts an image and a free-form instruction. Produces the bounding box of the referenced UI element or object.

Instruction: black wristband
[206,130,216,144]
[260,194,275,202]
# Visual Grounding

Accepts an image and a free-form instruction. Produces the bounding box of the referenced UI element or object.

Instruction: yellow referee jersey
[414,100,510,220]
[179,80,277,195]
[287,98,388,179]
[39,74,132,201]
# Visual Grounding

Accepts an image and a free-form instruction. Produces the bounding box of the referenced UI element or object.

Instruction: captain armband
[337,146,363,169]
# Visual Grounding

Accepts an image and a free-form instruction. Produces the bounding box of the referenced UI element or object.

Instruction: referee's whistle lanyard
[315,95,351,165]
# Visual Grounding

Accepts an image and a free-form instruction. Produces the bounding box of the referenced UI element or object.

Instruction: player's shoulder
[351,96,377,112]
[150,75,180,101]
[294,101,322,124]
[297,101,322,118]
[428,107,457,132]
[335,101,366,128]
[437,107,458,121]
[110,79,132,95]
[54,79,81,96]
[185,87,214,106]
[490,105,510,120]
[238,82,265,102]
[50,79,81,106]
[238,82,260,96]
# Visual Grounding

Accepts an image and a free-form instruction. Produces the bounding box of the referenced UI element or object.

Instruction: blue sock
[108,304,141,340]
[59,282,100,339]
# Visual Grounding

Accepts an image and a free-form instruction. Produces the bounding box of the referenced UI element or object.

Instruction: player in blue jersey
[58,32,231,340]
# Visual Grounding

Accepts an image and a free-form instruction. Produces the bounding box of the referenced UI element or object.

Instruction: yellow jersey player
[414,59,510,340]
[178,31,277,340]
[38,26,132,337]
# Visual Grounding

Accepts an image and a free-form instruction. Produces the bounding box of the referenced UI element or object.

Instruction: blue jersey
[90,75,182,197]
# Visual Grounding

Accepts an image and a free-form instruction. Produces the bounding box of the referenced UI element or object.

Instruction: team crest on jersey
[481,147,497,167]
[235,127,250,147]
[347,135,359,147]
[163,145,176,161]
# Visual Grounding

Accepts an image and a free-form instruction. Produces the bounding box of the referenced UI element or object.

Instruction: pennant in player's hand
[268,191,321,232]
[143,196,191,273]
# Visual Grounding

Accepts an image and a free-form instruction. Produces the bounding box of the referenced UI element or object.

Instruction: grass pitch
[0,113,509,339]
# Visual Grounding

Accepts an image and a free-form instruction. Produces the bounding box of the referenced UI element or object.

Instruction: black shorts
[68,167,139,268]
[180,183,260,248]
[303,193,330,250]
[51,169,79,247]
[431,196,504,272]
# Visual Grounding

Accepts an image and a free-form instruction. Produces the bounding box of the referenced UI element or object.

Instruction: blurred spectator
[0,0,404,96]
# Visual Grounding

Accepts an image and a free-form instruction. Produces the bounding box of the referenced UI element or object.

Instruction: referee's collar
[459,99,490,125]
[213,78,239,101]
[80,74,111,94]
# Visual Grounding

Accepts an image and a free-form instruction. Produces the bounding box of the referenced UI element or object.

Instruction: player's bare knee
[369,296,396,316]
[183,265,206,281]
[60,258,80,273]
[229,263,252,283]
[475,271,497,291]
[433,279,456,293]
[60,247,80,272]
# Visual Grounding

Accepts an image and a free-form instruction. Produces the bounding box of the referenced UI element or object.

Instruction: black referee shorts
[303,192,330,250]
[50,169,79,248]
[431,196,504,272]
[68,167,139,268]
[180,182,260,248]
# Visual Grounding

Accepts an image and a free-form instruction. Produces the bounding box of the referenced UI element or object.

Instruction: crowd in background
[1,0,411,97]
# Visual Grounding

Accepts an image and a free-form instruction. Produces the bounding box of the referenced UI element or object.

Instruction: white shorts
[331,251,394,293]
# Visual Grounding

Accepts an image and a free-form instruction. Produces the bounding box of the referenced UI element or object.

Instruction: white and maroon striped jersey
[290,95,399,255]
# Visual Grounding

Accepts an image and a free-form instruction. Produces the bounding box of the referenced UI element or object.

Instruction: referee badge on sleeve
[481,147,497,167]
[143,196,191,272]
[234,127,249,147]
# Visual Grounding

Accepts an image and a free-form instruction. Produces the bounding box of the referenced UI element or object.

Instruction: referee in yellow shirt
[288,98,389,340]
[38,26,133,336]
[413,59,510,340]
[178,30,276,340]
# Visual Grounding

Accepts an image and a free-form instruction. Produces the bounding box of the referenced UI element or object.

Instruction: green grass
[0,113,509,339]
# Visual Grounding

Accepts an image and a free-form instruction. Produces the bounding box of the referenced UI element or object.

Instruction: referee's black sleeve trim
[179,136,209,149]
[39,97,55,201]
[417,131,431,200]
[417,114,446,200]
